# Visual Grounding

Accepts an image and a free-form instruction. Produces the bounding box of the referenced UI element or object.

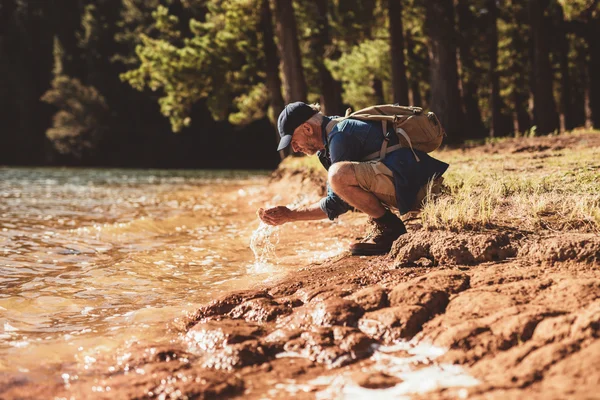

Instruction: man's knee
[328,162,355,191]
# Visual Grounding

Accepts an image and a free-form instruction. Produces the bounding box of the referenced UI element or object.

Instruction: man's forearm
[290,201,327,221]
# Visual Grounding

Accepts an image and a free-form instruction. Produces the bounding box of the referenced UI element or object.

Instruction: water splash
[248,221,280,272]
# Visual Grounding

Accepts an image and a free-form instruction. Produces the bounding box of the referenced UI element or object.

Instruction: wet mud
[2,134,599,399]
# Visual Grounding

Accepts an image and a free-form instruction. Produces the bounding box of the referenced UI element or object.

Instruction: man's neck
[319,115,331,149]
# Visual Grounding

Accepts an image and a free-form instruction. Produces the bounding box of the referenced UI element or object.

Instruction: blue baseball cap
[276,102,318,151]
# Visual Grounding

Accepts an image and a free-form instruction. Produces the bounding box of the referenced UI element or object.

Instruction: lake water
[0,167,351,382]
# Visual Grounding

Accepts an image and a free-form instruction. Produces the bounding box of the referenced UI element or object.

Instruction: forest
[0,0,598,168]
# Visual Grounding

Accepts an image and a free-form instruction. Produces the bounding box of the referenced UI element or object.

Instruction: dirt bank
[1,133,599,399]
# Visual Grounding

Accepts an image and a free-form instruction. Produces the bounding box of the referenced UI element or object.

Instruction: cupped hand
[257,206,293,226]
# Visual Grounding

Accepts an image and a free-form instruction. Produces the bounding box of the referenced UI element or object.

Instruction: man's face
[291,123,323,155]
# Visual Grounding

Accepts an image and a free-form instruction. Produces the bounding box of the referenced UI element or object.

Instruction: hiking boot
[350,210,407,256]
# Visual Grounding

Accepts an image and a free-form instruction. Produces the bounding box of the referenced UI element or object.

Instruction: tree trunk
[387,0,409,105]
[572,38,588,128]
[558,28,574,131]
[564,16,599,129]
[456,0,485,139]
[259,0,286,159]
[273,0,307,103]
[426,0,464,142]
[586,23,600,128]
[487,0,509,136]
[405,30,423,107]
[506,0,532,135]
[372,78,385,104]
[260,1,285,121]
[529,0,559,134]
[314,0,343,115]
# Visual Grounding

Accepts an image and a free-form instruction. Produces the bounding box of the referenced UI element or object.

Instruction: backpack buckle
[384,128,392,141]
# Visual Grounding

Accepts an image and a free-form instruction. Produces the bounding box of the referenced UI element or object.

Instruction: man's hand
[257,206,294,226]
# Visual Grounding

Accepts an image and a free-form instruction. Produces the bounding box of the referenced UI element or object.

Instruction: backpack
[324,104,446,162]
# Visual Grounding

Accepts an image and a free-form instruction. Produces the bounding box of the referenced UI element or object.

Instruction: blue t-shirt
[318,116,449,220]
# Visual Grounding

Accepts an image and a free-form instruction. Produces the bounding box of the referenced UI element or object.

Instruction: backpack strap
[324,108,353,134]
[362,144,403,161]
[325,118,343,134]
[379,120,388,159]
[396,123,421,162]
[363,119,420,162]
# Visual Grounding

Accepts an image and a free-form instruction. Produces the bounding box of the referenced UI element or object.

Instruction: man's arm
[260,125,364,226]
[258,201,326,226]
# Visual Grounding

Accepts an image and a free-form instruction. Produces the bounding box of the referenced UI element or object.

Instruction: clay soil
[2,132,599,399]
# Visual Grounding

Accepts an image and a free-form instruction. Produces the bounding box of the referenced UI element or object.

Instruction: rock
[534,279,600,312]
[276,296,303,308]
[301,328,335,346]
[281,328,348,368]
[228,297,290,323]
[519,234,600,263]
[310,287,358,302]
[263,327,303,345]
[277,326,373,368]
[415,270,471,294]
[430,306,561,364]
[390,231,517,266]
[186,319,263,352]
[314,347,352,368]
[202,340,270,371]
[155,369,244,399]
[532,314,575,343]
[310,298,364,327]
[346,286,388,311]
[533,300,600,343]
[358,306,430,342]
[351,371,402,389]
[471,341,581,387]
[108,343,194,375]
[295,286,357,303]
[186,290,271,327]
[539,339,600,396]
[388,283,449,314]
[488,310,549,346]
[444,291,516,320]
[70,367,245,400]
[414,257,434,267]
[338,331,375,359]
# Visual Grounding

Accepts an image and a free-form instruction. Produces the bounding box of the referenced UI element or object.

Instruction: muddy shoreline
[2,135,599,399]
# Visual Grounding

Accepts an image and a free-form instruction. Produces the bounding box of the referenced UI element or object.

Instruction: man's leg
[328,161,406,256]
[327,162,387,218]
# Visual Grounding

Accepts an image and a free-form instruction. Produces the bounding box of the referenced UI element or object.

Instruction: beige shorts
[350,161,397,209]
[350,161,444,211]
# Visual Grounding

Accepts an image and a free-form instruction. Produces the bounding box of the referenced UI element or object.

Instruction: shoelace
[362,219,383,242]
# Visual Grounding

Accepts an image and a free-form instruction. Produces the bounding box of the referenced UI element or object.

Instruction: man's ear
[303,122,314,136]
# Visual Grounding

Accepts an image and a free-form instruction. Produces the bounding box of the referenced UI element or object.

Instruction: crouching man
[258,102,449,256]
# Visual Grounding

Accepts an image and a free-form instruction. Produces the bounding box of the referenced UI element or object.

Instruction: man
[258,102,449,256]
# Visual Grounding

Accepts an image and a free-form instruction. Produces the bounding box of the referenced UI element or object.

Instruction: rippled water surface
[0,167,350,380]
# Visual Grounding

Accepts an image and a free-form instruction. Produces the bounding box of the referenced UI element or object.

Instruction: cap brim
[277,135,293,151]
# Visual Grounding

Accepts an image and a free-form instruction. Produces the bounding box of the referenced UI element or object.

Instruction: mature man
[259,102,449,256]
